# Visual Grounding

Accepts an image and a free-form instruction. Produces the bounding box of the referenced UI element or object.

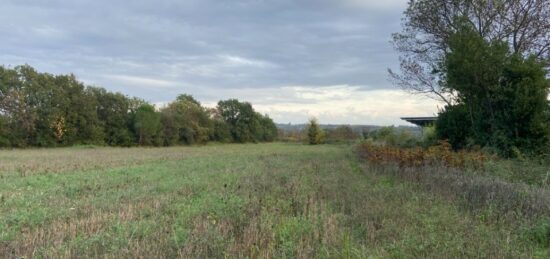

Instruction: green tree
[390,0,550,105]
[211,119,232,143]
[91,88,135,146]
[306,118,325,145]
[0,65,106,147]
[217,99,259,143]
[56,74,104,145]
[0,115,9,146]
[256,113,278,142]
[0,65,281,147]
[134,104,161,146]
[160,94,211,145]
[436,104,472,149]
[0,66,39,147]
[438,22,550,155]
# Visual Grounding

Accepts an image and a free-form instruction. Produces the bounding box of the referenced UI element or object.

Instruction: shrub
[356,140,486,170]
[277,128,305,143]
[421,125,438,147]
[367,126,420,148]
[326,125,360,143]
[306,118,325,145]
[436,104,472,150]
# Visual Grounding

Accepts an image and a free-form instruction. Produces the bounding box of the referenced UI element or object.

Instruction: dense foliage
[0,65,277,147]
[390,0,550,105]
[392,1,550,157]
[216,99,278,143]
[436,23,550,156]
[306,118,325,145]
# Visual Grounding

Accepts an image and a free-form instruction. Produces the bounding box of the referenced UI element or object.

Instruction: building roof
[401,117,437,127]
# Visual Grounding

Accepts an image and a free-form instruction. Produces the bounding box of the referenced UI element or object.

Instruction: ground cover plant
[1,143,548,258]
[356,140,550,252]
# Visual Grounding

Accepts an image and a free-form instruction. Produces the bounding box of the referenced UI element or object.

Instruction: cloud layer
[0,0,439,125]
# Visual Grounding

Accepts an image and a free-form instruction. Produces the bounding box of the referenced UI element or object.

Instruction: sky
[0,0,441,125]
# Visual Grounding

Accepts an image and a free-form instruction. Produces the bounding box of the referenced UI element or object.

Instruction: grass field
[1,143,548,258]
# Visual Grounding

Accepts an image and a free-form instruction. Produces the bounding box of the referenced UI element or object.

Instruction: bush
[367,126,420,148]
[277,128,305,143]
[326,125,360,143]
[356,140,486,170]
[436,104,472,150]
[421,125,438,147]
[306,118,325,145]
[212,120,232,143]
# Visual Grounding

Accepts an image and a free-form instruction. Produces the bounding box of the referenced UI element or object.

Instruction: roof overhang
[401,117,437,127]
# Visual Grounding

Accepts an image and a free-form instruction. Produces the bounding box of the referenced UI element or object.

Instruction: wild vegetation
[279,122,366,144]
[1,143,548,258]
[436,21,550,156]
[1,0,549,257]
[356,128,550,255]
[306,118,326,145]
[390,0,550,106]
[0,65,277,148]
[390,0,550,157]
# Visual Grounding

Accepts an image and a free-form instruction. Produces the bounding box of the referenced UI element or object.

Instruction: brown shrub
[356,140,486,170]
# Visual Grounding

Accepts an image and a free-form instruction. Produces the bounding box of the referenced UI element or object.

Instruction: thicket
[436,21,550,157]
[0,65,277,147]
[357,140,486,171]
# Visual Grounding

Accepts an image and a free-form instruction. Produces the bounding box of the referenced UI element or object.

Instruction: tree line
[0,65,277,147]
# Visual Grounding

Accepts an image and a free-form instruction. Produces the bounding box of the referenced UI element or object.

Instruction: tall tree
[390,0,550,105]
[217,99,259,143]
[0,65,279,147]
[160,94,211,145]
[90,87,135,146]
[438,23,550,155]
[256,113,278,142]
[134,104,161,145]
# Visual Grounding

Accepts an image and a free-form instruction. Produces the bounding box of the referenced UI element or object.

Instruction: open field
[1,143,548,258]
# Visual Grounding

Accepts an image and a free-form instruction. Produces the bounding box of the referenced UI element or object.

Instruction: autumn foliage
[356,140,486,170]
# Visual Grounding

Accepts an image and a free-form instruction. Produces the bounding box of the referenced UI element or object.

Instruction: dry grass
[0,146,208,176]
[0,143,548,258]
[356,141,550,221]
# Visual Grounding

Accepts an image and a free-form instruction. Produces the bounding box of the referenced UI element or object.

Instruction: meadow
[1,143,548,258]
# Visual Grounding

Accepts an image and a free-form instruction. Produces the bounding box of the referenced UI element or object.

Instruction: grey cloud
[0,0,412,122]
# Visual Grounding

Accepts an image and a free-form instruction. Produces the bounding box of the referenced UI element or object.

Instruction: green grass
[0,143,547,258]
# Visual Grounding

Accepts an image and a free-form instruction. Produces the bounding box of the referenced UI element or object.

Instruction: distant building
[401,117,437,127]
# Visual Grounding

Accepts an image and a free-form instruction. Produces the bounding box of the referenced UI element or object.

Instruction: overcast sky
[0,0,440,125]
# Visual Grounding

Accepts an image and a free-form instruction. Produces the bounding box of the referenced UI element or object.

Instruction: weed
[0,143,547,258]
